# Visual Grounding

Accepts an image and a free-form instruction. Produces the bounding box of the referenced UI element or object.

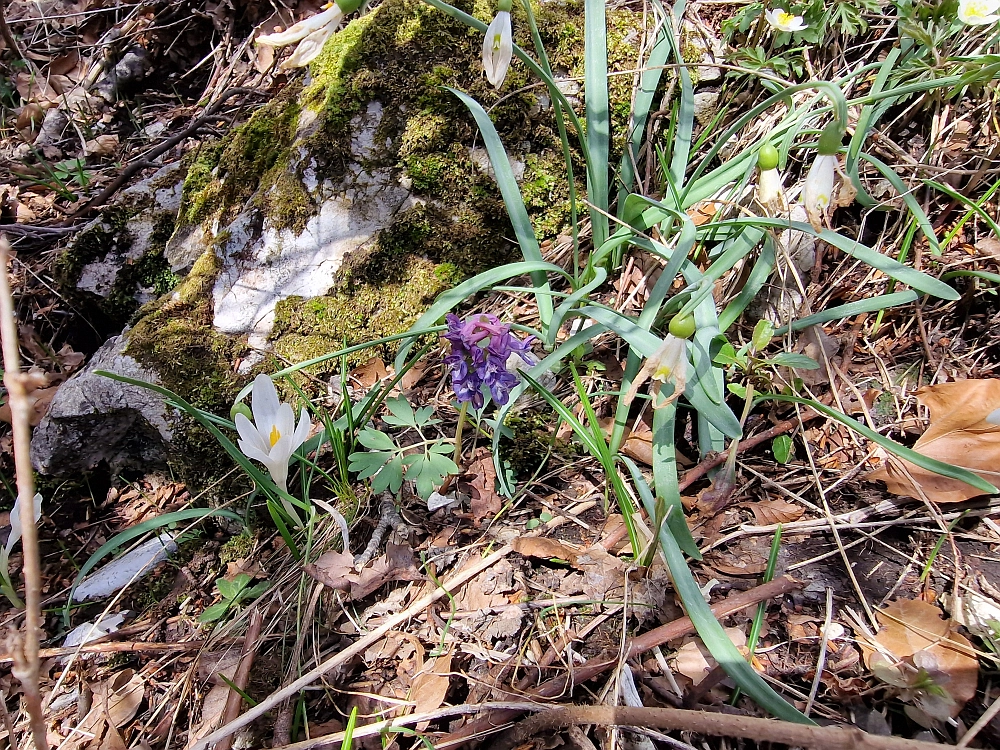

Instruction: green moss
[271,255,452,373]
[179,91,305,231]
[57,202,180,329]
[220,529,257,563]
[521,152,572,239]
[500,411,580,477]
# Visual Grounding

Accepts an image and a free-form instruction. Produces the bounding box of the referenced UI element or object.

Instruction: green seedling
[199,573,269,624]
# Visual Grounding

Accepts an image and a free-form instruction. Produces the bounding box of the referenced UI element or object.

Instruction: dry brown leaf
[860,598,979,721]
[408,650,452,726]
[512,537,581,564]
[85,135,119,156]
[351,357,388,388]
[674,627,746,684]
[460,448,502,523]
[868,379,1000,503]
[305,546,423,600]
[749,498,804,526]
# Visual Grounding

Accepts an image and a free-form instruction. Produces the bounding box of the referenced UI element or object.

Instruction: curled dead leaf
[860,598,978,721]
[868,380,1000,503]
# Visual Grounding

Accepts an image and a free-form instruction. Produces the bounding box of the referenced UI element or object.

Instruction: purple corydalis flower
[444,313,534,408]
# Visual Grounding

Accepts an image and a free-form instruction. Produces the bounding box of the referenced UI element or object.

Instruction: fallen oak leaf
[859,598,978,722]
[868,379,1000,503]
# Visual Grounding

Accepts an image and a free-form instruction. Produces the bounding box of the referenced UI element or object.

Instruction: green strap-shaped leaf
[446,88,554,329]
[624,462,813,724]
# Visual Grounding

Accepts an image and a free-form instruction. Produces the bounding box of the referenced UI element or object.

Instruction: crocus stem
[453,401,469,468]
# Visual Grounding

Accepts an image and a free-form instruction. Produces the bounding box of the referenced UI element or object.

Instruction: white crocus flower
[959,0,1000,24]
[482,11,513,88]
[257,3,345,69]
[5,493,42,557]
[235,375,312,494]
[764,8,808,31]
[624,334,688,408]
[803,153,836,230]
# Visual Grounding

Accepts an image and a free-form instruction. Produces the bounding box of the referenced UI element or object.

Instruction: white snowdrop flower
[764,7,808,31]
[482,10,513,88]
[5,493,41,556]
[959,0,1000,24]
[258,3,345,69]
[235,375,311,493]
[757,167,785,209]
[624,332,690,408]
[803,153,837,229]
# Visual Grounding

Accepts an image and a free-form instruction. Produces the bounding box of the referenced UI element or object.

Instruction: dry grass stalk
[0,234,47,749]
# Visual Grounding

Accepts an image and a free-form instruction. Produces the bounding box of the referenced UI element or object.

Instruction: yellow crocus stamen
[270,424,282,447]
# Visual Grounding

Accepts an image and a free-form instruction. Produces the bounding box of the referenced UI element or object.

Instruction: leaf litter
[3,0,1000,743]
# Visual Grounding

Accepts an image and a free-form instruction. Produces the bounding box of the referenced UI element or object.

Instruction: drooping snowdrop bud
[804,121,844,231]
[483,0,514,88]
[257,0,362,69]
[756,142,786,213]
[624,315,694,408]
[5,493,41,557]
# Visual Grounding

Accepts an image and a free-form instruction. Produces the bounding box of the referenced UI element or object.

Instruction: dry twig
[0,235,47,749]
[488,706,951,750]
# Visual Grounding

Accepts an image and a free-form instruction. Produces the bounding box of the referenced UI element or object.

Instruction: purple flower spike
[444,313,534,407]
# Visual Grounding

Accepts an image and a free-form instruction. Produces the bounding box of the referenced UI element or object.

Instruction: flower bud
[817,121,844,156]
[231,402,253,423]
[668,313,696,339]
[757,143,779,171]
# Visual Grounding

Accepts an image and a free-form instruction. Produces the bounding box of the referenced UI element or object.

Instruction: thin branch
[215,609,264,750]
[489,706,951,750]
[0,235,47,749]
[437,575,802,748]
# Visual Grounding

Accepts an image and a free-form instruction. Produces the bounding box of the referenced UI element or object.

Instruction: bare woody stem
[0,235,47,749]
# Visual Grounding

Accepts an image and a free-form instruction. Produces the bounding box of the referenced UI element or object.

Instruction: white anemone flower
[5,493,41,557]
[803,153,837,230]
[959,0,1000,24]
[764,8,808,31]
[482,11,513,88]
[624,334,688,408]
[235,375,312,493]
[257,3,345,69]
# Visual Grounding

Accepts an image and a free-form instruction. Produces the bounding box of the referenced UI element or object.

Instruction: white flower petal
[482,11,513,88]
[235,412,270,455]
[281,22,338,68]
[958,0,1000,23]
[238,440,273,467]
[251,375,282,430]
[6,493,41,556]
[258,4,343,47]
[804,153,836,229]
[292,409,312,450]
[273,403,297,446]
[764,7,807,31]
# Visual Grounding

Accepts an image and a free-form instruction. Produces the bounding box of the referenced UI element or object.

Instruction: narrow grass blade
[626,466,813,724]
[718,238,776,332]
[774,291,919,335]
[859,153,939,255]
[706,218,957,300]
[446,88,555,328]
[758,394,997,494]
